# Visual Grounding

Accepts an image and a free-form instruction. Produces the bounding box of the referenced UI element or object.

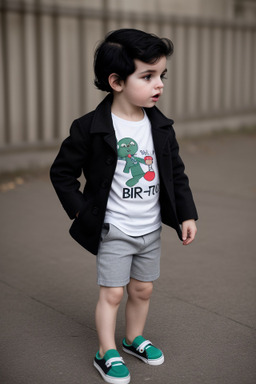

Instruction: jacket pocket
[74,196,96,235]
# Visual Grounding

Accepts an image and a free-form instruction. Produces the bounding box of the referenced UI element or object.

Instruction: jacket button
[92,206,99,216]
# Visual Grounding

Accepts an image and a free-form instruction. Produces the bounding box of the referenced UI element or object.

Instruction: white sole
[94,360,131,384]
[122,347,164,366]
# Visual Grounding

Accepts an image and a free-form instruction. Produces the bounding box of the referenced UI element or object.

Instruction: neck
[111,94,144,121]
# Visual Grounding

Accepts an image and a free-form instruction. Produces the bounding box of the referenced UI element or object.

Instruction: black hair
[94,28,174,93]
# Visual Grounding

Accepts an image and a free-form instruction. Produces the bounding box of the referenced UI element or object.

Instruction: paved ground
[0,130,256,384]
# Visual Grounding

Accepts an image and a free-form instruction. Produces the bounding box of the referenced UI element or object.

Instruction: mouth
[152,93,160,102]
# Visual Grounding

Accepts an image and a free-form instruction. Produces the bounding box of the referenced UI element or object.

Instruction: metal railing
[1,0,256,149]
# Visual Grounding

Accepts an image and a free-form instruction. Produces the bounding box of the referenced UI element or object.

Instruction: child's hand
[181,219,197,245]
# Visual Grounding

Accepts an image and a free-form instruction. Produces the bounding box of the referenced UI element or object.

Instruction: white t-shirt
[104,111,161,236]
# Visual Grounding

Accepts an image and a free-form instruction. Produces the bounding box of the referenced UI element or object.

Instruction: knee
[127,280,153,301]
[100,287,124,307]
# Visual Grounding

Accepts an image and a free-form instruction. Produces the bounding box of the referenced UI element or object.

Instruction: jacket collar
[90,93,114,134]
[145,106,174,156]
[90,93,174,154]
[90,94,117,153]
[144,106,174,130]
[90,93,174,133]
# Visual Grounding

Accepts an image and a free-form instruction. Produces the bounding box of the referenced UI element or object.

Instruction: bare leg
[125,278,153,344]
[95,286,124,357]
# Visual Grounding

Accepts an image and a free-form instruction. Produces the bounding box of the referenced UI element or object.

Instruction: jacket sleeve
[50,119,90,219]
[170,128,198,223]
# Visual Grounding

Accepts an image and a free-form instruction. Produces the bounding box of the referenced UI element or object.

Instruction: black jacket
[50,94,198,255]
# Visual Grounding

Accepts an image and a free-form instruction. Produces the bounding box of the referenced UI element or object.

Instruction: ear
[108,73,124,92]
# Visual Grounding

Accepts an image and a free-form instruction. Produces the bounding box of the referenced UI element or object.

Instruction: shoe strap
[105,356,125,368]
[136,340,152,353]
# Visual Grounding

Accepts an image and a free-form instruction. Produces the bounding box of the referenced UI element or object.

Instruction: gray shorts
[97,224,161,287]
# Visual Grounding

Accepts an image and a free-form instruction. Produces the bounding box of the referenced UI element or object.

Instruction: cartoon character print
[117,137,155,187]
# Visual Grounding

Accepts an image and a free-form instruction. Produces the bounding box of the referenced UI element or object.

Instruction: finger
[183,237,193,245]
[183,228,196,245]
[182,225,188,242]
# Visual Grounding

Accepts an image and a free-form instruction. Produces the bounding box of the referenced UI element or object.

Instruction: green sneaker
[122,336,164,366]
[94,349,130,384]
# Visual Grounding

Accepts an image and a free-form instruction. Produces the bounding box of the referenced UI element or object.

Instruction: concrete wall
[1,0,256,149]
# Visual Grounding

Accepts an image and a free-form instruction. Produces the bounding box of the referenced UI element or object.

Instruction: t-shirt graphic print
[117,136,155,187]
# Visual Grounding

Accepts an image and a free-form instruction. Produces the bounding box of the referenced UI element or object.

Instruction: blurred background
[0,0,256,152]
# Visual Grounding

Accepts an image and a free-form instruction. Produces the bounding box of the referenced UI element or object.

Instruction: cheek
[127,89,141,102]
[130,86,147,100]
[126,80,144,95]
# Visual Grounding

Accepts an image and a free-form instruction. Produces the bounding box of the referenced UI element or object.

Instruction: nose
[156,77,164,89]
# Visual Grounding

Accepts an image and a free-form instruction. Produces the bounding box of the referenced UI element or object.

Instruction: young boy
[50,28,198,384]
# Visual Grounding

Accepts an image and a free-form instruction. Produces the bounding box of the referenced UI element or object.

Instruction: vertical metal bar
[1,0,10,144]
[170,22,177,118]
[233,26,243,111]
[183,22,189,118]
[239,27,245,110]
[207,25,214,116]
[222,25,232,114]
[230,24,236,112]
[195,23,202,117]
[218,24,225,114]
[34,0,43,141]
[20,4,28,143]
[250,30,255,108]
[78,15,86,116]
[52,9,60,140]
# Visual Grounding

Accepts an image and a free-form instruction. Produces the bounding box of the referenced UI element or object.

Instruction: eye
[143,74,151,81]
[121,143,127,148]
[161,72,167,80]
[130,141,135,146]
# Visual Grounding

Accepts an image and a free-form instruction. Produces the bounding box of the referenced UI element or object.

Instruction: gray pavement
[0,130,256,384]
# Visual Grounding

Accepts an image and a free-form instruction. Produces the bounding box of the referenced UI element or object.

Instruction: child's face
[119,56,167,111]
